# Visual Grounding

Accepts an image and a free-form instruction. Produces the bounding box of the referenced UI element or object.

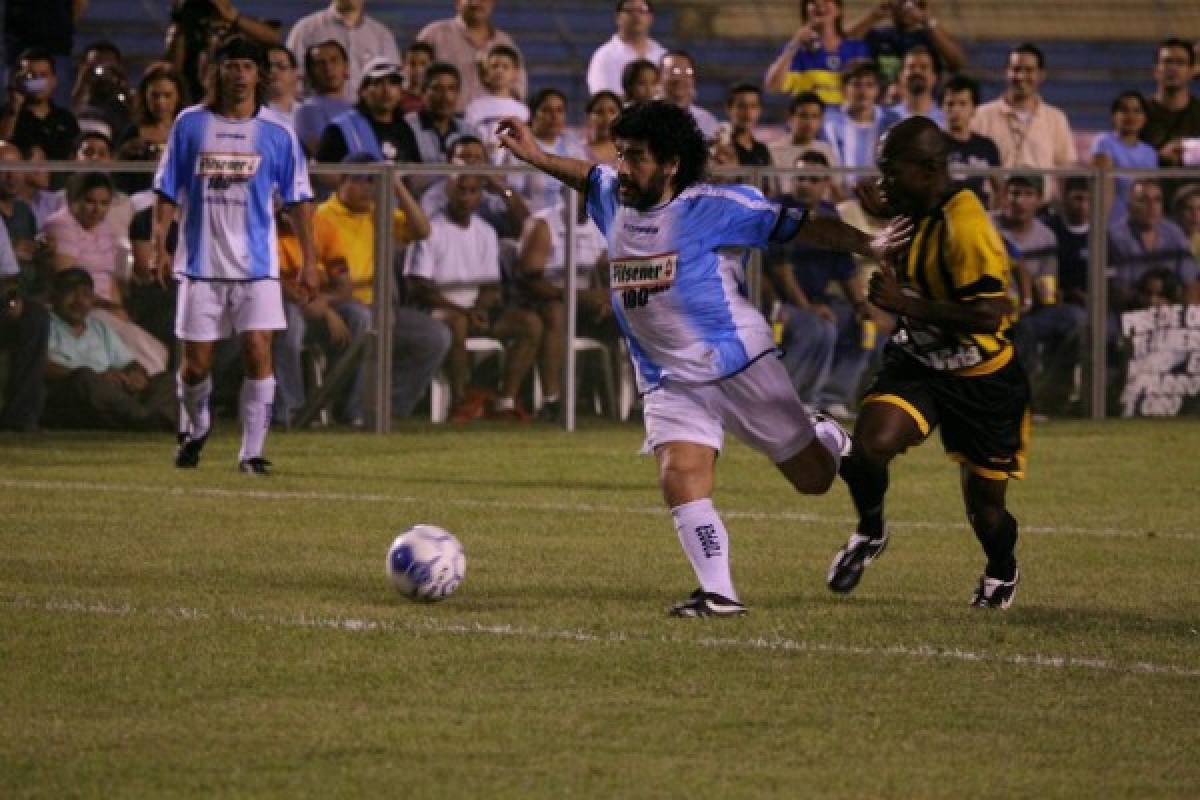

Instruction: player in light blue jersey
[151,36,318,475]
[498,101,909,616]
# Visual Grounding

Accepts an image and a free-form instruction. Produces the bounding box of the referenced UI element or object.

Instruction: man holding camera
[0,47,81,164]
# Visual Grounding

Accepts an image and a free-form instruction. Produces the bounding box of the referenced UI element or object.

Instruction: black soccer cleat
[238,457,273,476]
[970,568,1020,610]
[668,588,747,618]
[826,528,889,593]
[174,431,209,469]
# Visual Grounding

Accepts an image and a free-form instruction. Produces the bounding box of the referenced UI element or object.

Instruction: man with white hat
[315,56,421,165]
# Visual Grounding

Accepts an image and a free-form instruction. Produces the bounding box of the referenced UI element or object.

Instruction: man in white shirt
[286,0,401,103]
[405,173,542,421]
[586,0,667,97]
[972,43,1077,188]
[659,50,719,141]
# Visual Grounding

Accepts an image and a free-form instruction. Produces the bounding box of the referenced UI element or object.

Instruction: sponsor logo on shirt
[609,252,677,290]
[197,151,261,190]
[624,223,660,235]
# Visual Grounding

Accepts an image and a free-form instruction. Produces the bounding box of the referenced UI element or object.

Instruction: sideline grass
[1,419,1198,798]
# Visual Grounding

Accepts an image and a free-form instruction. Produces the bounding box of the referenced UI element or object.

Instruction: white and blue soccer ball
[386,524,466,601]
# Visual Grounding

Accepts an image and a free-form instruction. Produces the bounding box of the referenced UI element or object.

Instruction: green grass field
[2,419,1198,798]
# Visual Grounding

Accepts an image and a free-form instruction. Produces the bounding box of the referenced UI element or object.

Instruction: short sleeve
[688,185,799,250]
[313,214,345,269]
[271,124,313,206]
[153,112,192,204]
[404,232,437,280]
[946,203,1011,301]
[585,165,619,236]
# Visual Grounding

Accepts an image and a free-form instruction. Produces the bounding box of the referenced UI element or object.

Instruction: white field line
[4,595,1198,679]
[0,477,1192,541]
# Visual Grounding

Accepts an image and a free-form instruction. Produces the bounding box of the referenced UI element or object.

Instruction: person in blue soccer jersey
[151,36,319,475]
[497,101,909,617]
[825,116,1032,610]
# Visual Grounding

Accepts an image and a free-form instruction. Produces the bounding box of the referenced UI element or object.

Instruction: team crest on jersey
[197,152,261,190]
[610,252,678,290]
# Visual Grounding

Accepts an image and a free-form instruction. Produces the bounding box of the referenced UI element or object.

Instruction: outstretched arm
[496,117,595,194]
[793,215,913,262]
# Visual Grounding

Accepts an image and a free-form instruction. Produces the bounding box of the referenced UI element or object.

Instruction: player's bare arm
[869,258,1011,332]
[284,201,320,297]
[795,215,914,263]
[150,196,178,287]
[496,117,595,193]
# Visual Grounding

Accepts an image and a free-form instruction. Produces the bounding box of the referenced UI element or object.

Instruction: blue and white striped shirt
[154,104,312,281]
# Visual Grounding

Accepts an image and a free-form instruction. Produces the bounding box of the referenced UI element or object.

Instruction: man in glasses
[658,50,719,142]
[316,57,421,166]
[265,44,300,128]
[586,0,666,97]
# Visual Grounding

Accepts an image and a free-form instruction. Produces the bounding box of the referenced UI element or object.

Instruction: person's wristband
[927,17,939,30]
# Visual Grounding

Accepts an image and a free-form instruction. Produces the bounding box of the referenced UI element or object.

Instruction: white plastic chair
[429,337,505,423]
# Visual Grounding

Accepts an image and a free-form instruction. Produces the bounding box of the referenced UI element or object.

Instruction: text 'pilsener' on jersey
[584,164,809,392]
[153,104,313,281]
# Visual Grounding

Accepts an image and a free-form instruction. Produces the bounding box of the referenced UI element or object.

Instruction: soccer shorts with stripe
[862,346,1032,480]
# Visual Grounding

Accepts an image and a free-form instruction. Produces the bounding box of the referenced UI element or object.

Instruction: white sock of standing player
[177,372,212,439]
[671,497,738,601]
[238,376,276,462]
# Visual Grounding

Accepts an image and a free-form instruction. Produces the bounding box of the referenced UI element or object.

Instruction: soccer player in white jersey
[151,36,318,475]
[497,101,909,616]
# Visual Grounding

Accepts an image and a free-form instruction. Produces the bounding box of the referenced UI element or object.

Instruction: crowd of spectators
[2,0,1200,431]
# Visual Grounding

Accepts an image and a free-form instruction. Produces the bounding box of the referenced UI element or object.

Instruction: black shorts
[863,347,1032,480]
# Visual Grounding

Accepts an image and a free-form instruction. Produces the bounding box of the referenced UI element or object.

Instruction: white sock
[177,372,212,438]
[812,416,850,471]
[671,498,737,601]
[238,376,276,462]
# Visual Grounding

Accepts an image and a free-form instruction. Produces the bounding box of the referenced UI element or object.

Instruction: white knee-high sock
[238,377,276,461]
[177,372,212,438]
[812,416,850,471]
[671,497,737,601]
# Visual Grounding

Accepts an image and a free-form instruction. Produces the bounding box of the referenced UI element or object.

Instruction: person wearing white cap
[286,0,401,104]
[315,57,421,165]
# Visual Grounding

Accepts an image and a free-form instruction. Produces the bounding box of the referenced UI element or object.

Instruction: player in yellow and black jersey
[826,116,1032,609]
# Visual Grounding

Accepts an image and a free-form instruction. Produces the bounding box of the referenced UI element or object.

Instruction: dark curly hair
[610,101,708,194]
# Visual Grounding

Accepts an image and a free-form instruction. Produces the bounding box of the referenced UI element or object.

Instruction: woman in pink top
[44,173,123,315]
[43,172,168,374]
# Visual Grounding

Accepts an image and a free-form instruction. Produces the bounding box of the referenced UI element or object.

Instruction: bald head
[879,116,950,167]
[876,117,953,216]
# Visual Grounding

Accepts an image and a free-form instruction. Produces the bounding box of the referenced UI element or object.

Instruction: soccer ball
[386,524,466,601]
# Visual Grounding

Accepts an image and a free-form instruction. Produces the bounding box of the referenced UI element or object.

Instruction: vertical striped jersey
[585,165,807,391]
[893,189,1016,374]
[154,104,312,281]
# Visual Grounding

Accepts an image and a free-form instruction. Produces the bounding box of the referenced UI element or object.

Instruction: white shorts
[642,354,816,464]
[175,278,286,342]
